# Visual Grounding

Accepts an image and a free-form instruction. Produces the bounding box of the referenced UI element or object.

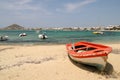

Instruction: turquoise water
[0,30,120,45]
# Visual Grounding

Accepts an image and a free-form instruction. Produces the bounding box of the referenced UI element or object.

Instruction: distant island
[0,24,25,30]
[0,24,120,31]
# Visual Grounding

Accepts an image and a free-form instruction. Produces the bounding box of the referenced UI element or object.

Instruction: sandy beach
[0,43,120,80]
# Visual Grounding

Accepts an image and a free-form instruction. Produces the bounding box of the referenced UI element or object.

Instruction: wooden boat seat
[75,47,97,52]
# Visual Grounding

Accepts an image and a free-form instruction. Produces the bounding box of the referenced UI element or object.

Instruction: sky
[0,0,120,28]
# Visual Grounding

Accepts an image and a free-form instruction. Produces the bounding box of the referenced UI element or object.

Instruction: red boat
[66,41,112,71]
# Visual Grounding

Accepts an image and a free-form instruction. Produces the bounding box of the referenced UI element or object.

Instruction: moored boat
[93,31,104,34]
[66,41,112,71]
[38,32,48,39]
[19,33,27,37]
[0,36,8,41]
[38,34,48,39]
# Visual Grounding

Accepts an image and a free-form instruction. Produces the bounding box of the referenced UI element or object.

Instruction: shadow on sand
[68,55,119,78]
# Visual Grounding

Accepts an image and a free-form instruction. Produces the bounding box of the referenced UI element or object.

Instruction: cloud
[0,0,97,17]
[63,0,96,12]
[0,0,52,16]
[14,0,32,5]
[0,0,97,26]
[2,0,38,11]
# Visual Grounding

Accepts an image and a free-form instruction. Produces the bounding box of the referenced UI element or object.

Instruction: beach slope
[0,44,120,80]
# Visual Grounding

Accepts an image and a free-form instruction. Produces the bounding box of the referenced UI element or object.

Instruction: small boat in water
[38,34,48,39]
[0,36,8,41]
[19,33,27,37]
[66,41,112,71]
[93,31,104,34]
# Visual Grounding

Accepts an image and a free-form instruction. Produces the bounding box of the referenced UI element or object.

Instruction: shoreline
[0,41,120,46]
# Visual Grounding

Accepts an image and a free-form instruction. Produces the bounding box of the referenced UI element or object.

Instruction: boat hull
[69,54,107,71]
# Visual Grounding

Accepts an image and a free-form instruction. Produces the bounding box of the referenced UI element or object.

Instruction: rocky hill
[2,24,25,30]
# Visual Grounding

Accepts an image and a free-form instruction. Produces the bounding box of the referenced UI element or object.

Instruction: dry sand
[0,43,120,80]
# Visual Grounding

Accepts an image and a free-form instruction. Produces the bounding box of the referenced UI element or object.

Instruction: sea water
[0,30,120,45]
